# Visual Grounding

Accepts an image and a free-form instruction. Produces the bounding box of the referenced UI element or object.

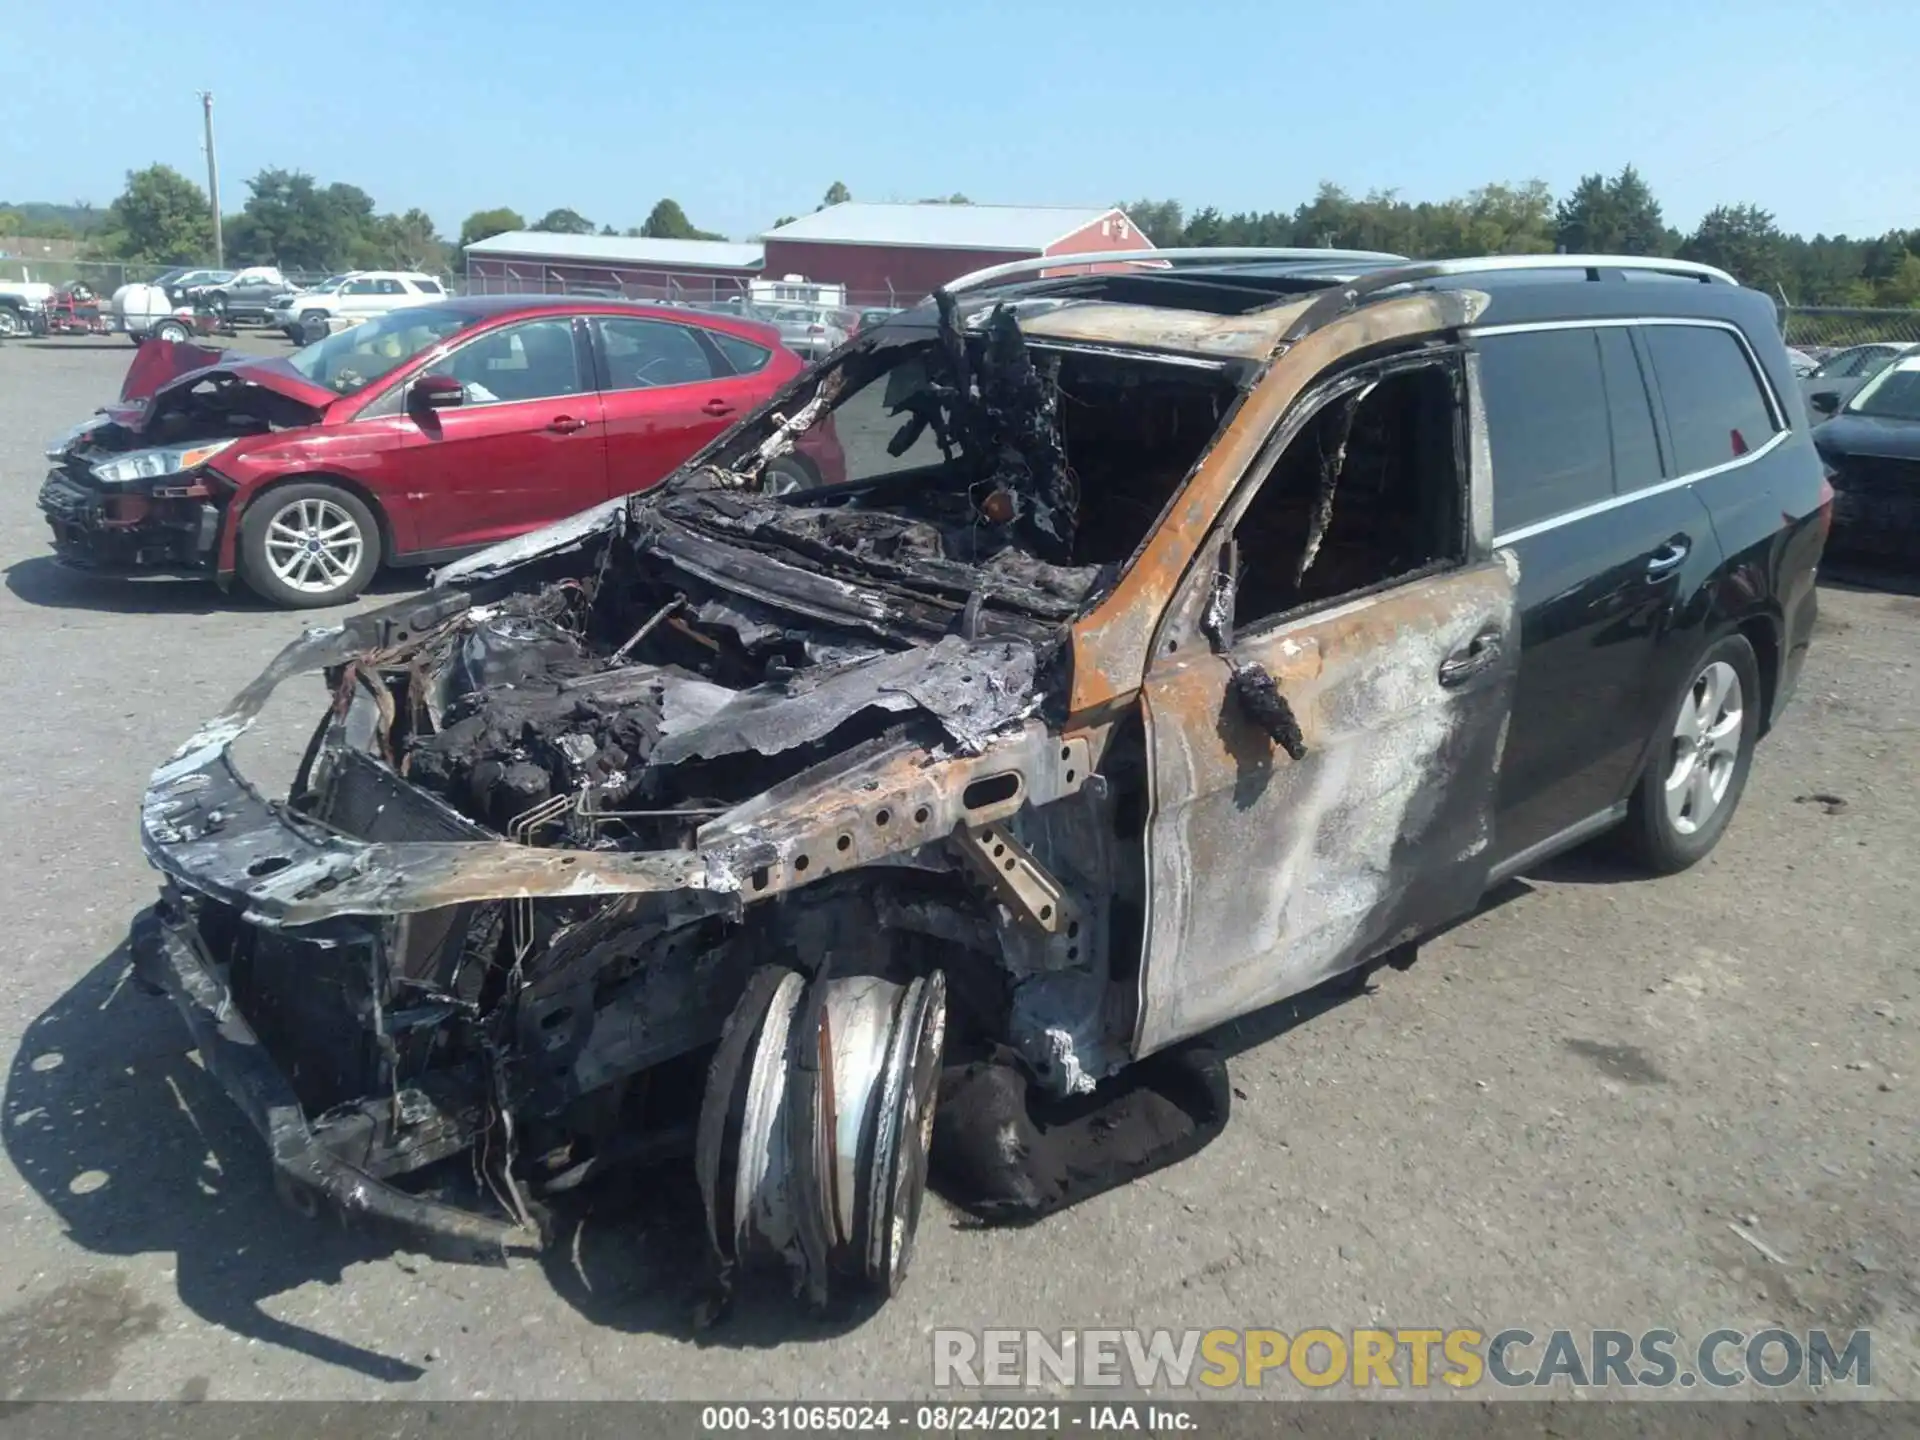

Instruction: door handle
[702,399,736,417]
[1438,627,1504,688]
[1645,539,1690,578]
[546,416,589,434]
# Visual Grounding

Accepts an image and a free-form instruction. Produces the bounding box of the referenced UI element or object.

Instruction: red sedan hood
[115,341,340,427]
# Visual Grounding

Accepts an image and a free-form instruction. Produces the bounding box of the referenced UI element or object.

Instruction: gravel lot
[0,335,1913,1402]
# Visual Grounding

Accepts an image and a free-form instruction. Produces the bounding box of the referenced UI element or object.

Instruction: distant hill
[0,201,109,237]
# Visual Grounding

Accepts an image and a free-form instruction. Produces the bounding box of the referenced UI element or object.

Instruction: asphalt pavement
[0,334,1913,1401]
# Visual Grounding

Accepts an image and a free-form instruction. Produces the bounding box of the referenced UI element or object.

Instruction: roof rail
[1280,253,1739,342]
[940,246,1410,297]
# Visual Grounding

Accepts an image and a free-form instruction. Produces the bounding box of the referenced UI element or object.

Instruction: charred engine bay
[399,483,1096,841]
[398,306,1236,848]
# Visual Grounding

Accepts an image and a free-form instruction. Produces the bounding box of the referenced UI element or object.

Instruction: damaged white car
[131,248,1828,1313]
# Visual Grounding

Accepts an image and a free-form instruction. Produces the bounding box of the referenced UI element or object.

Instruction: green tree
[0,209,21,235]
[1554,165,1669,255]
[1878,252,1920,308]
[917,194,972,204]
[1681,204,1791,296]
[459,207,526,249]
[368,208,445,272]
[100,164,213,263]
[639,198,724,241]
[456,207,526,269]
[1121,199,1185,247]
[532,207,595,234]
[223,169,380,269]
[771,214,798,229]
[821,181,852,208]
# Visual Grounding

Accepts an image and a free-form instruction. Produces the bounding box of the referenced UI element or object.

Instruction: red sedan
[38,297,813,607]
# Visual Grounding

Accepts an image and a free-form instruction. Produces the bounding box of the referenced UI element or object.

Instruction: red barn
[760,203,1150,308]
[463,232,763,303]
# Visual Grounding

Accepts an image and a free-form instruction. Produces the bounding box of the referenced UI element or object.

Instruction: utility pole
[198,91,223,266]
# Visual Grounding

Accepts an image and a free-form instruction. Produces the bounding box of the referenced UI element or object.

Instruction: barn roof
[762,203,1130,253]
[463,232,764,271]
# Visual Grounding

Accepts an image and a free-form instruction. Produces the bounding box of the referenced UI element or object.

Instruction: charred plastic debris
[135,295,1253,1312]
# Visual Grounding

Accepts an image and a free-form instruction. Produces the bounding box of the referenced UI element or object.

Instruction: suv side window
[1598,327,1664,490]
[1479,328,1615,533]
[375,278,406,296]
[1640,325,1779,475]
[343,278,379,295]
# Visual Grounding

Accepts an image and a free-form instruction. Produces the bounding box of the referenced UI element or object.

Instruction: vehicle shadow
[10,340,138,352]
[3,942,875,1382]
[4,557,269,616]
[536,1164,877,1348]
[4,556,418,616]
[2,945,428,1384]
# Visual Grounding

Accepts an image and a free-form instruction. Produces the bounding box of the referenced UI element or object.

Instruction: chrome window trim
[1492,430,1788,546]
[1471,316,1790,546]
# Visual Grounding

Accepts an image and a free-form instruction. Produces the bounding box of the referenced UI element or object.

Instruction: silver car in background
[760,304,850,361]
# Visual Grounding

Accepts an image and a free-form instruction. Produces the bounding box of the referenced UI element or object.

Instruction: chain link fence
[0,256,347,292]
[1780,305,1920,352]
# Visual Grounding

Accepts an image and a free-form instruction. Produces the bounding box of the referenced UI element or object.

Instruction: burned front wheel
[697,965,947,1309]
[240,482,382,608]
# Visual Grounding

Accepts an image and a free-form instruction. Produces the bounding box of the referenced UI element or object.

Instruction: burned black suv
[131,250,1829,1312]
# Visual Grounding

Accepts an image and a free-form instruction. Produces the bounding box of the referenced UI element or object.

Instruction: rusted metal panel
[1133,558,1517,1057]
[1066,290,1491,716]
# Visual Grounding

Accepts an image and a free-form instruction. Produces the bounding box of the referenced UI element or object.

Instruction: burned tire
[240,482,382,609]
[1620,633,1761,874]
[153,319,190,344]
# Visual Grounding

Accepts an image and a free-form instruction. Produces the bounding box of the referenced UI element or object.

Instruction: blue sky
[3,0,1914,242]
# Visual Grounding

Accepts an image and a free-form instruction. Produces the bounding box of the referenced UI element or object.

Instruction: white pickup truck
[0,279,55,338]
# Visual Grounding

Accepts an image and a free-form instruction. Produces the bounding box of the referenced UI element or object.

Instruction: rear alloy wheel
[153,320,190,344]
[241,483,381,608]
[0,308,21,339]
[1622,633,1760,873]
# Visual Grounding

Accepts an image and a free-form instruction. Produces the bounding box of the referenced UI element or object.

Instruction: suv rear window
[1641,325,1778,475]
[1479,328,1614,532]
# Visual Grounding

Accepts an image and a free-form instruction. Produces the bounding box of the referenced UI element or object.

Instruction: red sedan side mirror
[412,374,465,409]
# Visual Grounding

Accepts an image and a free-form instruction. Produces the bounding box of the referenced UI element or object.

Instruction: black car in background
[1813,352,1920,564]
[1802,341,1919,420]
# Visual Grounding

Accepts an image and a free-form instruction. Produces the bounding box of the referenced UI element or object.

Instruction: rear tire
[763,455,821,495]
[240,482,382,609]
[1620,633,1760,873]
[153,320,190,344]
[0,307,22,339]
[300,310,330,344]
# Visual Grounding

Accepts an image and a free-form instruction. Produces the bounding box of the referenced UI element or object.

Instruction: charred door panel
[1134,559,1517,1057]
